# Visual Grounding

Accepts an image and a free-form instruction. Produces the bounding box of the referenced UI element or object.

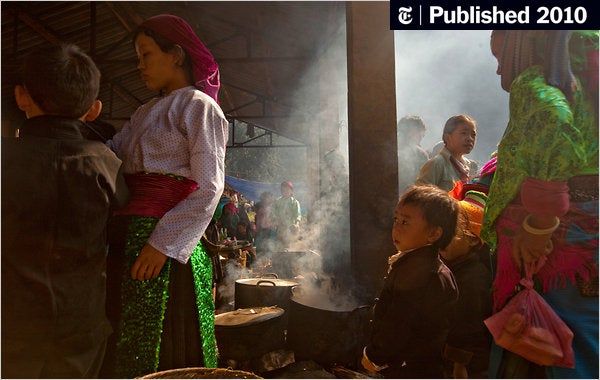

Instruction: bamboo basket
[138,367,262,379]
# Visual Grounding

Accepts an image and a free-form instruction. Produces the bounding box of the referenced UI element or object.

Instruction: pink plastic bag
[484,258,575,368]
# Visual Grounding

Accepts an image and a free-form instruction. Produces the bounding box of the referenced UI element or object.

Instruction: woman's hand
[131,244,168,281]
[512,214,556,268]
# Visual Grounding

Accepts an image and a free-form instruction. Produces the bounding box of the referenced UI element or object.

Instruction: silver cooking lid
[215,306,284,327]
[235,278,299,287]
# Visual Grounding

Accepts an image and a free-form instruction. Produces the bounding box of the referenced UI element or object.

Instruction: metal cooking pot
[286,292,372,368]
[234,274,299,315]
[215,306,286,361]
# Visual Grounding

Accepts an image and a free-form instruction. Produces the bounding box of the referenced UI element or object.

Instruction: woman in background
[416,114,478,191]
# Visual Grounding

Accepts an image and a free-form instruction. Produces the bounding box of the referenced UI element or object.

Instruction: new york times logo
[389,0,597,29]
[397,7,413,25]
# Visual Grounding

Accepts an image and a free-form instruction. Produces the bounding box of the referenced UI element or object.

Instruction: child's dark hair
[134,27,194,86]
[399,185,459,250]
[19,43,100,119]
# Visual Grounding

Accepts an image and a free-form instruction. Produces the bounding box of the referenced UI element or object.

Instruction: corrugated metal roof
[1,1,345,143]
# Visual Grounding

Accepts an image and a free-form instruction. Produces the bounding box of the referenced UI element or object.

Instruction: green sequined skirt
[106,216,218,378]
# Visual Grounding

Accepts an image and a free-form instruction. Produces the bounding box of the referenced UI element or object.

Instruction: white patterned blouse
[108,86,229,263]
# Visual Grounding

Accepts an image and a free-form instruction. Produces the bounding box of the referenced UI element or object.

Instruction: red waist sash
[114,173,199,218]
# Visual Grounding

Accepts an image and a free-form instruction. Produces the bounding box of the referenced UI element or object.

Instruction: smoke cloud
[221,24,511,311]
[395,30,509,165]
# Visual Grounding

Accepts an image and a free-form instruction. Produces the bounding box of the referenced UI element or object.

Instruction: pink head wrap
[140,14,220,102]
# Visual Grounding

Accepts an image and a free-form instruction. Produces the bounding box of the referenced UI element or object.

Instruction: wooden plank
[17,11,61,45]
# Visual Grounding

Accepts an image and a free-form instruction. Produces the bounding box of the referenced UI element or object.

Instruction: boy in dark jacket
[1,43,128,378]
[361,185,460,378]
[441,190,493,378]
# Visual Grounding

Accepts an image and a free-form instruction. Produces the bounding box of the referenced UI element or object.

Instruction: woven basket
[138,367,262,379]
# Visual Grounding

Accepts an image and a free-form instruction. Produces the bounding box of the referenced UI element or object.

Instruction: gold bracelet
[522,215,560,235]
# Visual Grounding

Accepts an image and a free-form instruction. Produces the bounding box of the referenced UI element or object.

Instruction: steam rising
[395,30,509,165]
[217,260,253,312]
[226,9,361,309]
[220,25,510,311]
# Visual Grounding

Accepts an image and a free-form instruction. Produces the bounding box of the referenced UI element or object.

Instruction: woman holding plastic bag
[484,257,575,370]
[482,30,598,378]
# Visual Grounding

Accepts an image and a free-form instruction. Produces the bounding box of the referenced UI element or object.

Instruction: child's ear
[427,226,443,244]
[83,100,103,122]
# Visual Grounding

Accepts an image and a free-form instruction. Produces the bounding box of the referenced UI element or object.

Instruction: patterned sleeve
[482,66,596,247]
[507,68,592,181]
[148,93,229,263]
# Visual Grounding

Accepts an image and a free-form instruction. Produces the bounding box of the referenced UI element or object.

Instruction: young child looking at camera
[362,185,459,378]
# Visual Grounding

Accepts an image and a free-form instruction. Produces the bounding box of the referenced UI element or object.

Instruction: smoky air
[394,30,509,169]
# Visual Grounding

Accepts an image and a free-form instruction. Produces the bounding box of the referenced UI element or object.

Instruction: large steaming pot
[234,274,299,316]
[215,306,286,361]
[286,291,372,368]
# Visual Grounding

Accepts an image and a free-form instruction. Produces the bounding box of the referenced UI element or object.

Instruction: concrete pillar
[346,2,398,298]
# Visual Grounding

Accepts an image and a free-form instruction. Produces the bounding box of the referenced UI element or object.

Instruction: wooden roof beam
[223,98,259,114]
[17,11,61,45]
[221,81,308,118]
[119,2,144,26]
[94,33,132,62]
[104,2,135,33]
[9,7,140,113]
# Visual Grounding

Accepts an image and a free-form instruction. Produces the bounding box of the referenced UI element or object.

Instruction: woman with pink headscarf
[101,14,227,378]
[484,30,598,379]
